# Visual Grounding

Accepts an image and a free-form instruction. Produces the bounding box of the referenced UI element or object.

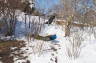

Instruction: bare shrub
[0,0,19,37]
[66,32,84,59]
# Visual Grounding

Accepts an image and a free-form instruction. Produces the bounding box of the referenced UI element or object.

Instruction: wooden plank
[56,21,96,27]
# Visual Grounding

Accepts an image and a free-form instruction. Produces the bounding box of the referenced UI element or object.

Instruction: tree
[0,0,23,36]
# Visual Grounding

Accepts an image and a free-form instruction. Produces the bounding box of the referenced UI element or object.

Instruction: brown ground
[0,40,29,63]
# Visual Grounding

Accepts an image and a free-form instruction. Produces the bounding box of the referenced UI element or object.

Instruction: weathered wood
[56,21,96,27]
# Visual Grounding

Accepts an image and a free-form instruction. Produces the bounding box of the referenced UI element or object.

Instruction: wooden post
[65,21,70,36]
[65,15,73,36]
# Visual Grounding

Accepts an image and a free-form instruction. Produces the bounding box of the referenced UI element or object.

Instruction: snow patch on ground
[7,11,96,63]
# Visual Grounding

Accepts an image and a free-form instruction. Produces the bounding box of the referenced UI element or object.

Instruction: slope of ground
[1,11,96,63]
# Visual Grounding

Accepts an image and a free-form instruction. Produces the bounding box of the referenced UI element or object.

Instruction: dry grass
[0,40,24,47]
[56,21,67,25]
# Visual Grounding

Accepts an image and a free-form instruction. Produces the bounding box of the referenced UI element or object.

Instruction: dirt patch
[0,40,27,63]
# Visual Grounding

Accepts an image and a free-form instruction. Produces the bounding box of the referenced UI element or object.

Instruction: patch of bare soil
[0,40,29,63]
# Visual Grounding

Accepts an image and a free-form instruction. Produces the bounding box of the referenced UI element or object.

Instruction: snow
[15,12,47,38]
[1,11,96,63]
[39,24,65,37]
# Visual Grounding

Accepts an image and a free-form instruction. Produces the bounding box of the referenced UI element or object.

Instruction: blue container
[49,34,57,40]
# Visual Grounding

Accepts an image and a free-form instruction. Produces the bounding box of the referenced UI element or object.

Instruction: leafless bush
[66,32,84,59]
[0,0,20,37]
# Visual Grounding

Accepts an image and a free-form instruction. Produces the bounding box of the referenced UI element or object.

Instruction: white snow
[1,11,96,63]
